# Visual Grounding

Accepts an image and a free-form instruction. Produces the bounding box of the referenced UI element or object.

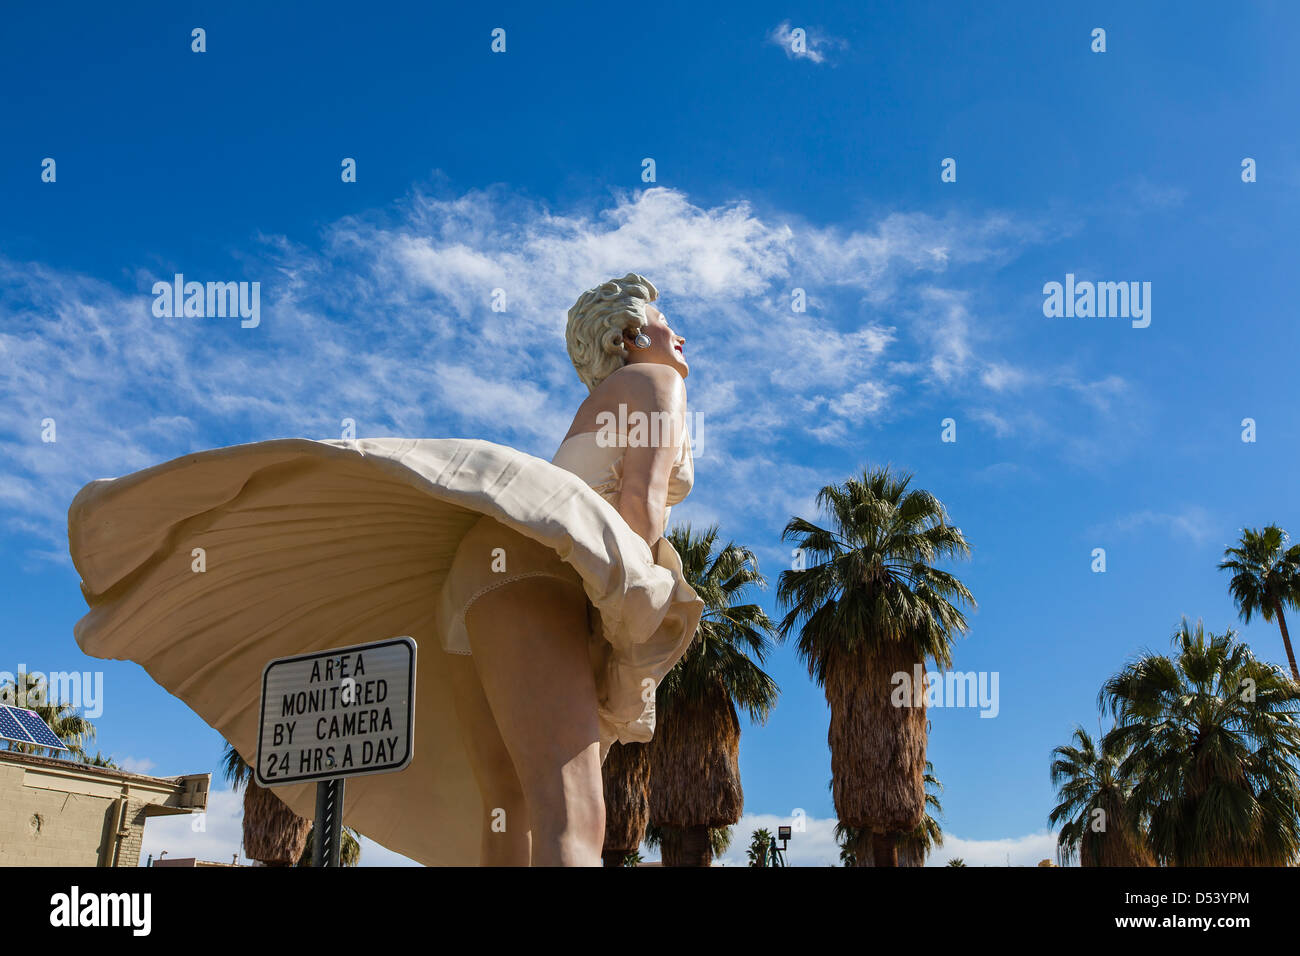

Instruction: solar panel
[0,705,68,751]
[11,707,67,751]
[0,706,36,745]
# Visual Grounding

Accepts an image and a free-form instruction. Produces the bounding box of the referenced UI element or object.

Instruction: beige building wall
[0,750,208,867]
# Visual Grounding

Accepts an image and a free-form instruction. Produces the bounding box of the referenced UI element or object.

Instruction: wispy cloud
[1,183,1122,559]
[980,363,1032,392]
[969,408,1016,439]
[766,20,849,65]
[1098,506,1217,545]
[118,755,157,775]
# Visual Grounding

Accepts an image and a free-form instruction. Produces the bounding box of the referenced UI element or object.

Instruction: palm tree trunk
[658,826,683,866]
[1274,599,1300,681]
[871,831,899,867]
[827,647,928,847]
[665,825,712,867]
[848,828,874,867]
[242,779,312,866]
[601,742,650,867]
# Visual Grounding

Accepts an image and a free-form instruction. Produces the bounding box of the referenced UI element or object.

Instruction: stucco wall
[0,755,207,867]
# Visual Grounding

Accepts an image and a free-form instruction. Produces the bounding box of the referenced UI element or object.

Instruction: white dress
[66,426,703,866]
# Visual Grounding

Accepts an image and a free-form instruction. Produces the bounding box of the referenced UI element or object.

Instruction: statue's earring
[633,328,652,349]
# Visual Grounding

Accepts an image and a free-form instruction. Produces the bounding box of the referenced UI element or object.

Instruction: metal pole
[328,778,345,865]
[312,781,326,866]
[312,778,346,867]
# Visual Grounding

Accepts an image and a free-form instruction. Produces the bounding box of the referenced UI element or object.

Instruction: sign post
[255,636,416,867]
[312,778,346,867]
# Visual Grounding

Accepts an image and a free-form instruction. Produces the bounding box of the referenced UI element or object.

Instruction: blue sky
[2,0,1297,865]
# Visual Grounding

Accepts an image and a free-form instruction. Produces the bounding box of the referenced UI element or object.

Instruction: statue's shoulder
[600,364,685,408]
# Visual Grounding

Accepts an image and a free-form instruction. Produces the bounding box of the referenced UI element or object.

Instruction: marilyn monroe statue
[67,273,703,866]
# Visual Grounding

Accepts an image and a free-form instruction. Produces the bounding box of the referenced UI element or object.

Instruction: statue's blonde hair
[565,273,659,392]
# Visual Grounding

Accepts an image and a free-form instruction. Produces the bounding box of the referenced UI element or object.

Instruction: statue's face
[623,305,688,379]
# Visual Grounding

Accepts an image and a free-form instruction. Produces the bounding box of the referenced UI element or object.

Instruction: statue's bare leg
[464,576,604,866]
[445,653,532,865]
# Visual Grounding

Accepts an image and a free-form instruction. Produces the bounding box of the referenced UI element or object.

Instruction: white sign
[255,637,416,786]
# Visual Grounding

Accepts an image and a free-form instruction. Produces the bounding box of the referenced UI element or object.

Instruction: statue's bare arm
[604,365,686,547]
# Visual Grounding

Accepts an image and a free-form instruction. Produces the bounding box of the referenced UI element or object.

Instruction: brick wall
[117,801,148,867]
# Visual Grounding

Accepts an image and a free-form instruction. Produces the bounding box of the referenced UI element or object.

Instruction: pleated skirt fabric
[66,437,704,866]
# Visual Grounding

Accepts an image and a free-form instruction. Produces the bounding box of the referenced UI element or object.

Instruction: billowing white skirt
[67,437,704,866]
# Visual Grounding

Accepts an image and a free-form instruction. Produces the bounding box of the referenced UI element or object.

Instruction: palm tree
[601,742,650,866]
[946,858,967,867]
[83,751,120,769]
[645,822,732,865]
[1048,726,1152,866]
[711,825,733,860]
[220,741,313,866]
[746,827,775,866]
[0,672,96,759]
[834,822,864,867]
[777,466,974,866]
[834,763,945,866]
[295,825,363,866]
[647,524,779,867]
[1101,618,1300,866]
[899,763,944,866]
[1220,525,1300,680]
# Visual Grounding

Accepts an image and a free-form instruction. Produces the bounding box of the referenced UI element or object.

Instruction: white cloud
[140,786,420,866]
[969,408,1015,438]
[933,829,1060,867]
[914,289,976,384]
[829,381,893,422]
[766,321,894,390]
[766,21,849,65]
[0,183,1100,560]
[980,363,1032,392]
[972,461,1026,483]
[117,755,157,775]
[353,837,422,867]
[141,788,251,866]
[1118,175,1187,214]
[1100,506,1216,545]
[143,797,1057,868]
[1064,374,1128,414]
[687,812,844,867]
[683,813,1061,867]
